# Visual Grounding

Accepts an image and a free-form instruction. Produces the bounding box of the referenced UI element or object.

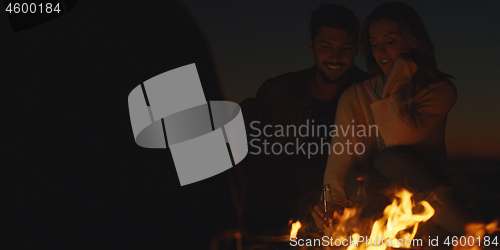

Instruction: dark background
[3,0,499,249]
[3,1,235,249]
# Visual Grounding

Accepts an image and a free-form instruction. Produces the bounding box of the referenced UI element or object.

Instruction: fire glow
[452,220,499,250]
[290,220,302,238]
[289,187,499,249]
[291,188,435,249]
[337,188,434,250]
[363,188,435,249]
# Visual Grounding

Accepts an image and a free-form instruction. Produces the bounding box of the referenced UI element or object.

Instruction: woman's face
[369,19,415,75]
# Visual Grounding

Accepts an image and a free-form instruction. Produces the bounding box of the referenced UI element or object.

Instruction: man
[237,4,369,235]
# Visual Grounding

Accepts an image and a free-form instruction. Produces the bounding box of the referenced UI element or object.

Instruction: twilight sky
[179,0,500,160]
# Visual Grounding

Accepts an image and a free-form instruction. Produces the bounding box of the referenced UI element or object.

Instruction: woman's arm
[323,88,358,208]
[370,58,457,146]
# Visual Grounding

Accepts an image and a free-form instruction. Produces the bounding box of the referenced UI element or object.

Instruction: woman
[312,2,473,235]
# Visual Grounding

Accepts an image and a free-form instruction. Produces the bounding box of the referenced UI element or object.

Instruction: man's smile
[324,63,345,71]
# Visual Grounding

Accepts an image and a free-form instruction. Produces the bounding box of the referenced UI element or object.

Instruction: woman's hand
[311,200,344,231]
[382,53,417,99]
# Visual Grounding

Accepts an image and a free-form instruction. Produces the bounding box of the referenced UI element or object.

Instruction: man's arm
[255,78,275,106]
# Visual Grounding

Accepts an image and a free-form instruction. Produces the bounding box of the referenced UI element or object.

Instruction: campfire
[453,221,499,250]
[290,220,302,239]
[288,187,499,250]
[212,186,498,250]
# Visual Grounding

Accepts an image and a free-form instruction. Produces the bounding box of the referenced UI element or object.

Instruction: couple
[241,2,472,236]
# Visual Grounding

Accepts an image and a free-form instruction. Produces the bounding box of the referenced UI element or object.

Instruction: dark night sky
[180,0,500,160]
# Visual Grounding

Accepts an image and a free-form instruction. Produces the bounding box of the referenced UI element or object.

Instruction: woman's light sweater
[323,58,457,207]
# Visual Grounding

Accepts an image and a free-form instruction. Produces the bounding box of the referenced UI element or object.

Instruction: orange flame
[290,220,302,238]
[329,207,358,241]
[453,220,499,250]
[325,188,435,250]
[365,188,434,249]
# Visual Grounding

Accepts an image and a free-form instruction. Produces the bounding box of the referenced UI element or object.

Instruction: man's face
[309,27,359,84]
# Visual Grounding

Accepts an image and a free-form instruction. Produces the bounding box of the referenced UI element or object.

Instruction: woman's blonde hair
[360,2,453,86]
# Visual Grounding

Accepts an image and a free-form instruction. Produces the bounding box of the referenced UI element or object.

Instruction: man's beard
[318,65,349,84]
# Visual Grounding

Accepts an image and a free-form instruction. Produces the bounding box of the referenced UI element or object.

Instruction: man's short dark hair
[309,4,360,41]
